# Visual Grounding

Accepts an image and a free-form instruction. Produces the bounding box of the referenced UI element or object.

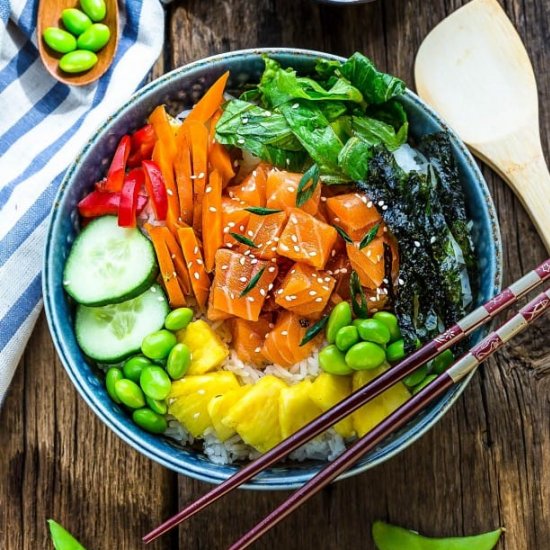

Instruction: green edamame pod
[319,345,354,375]
[61,8,92,35]
[326,301,352,344]
[140,366,172,400]
[412,374,438,395]
[165,307,194,331]
[335,325,359,352]
[80,0,106,22]
[355,318,391,345]
[372,311,401,342]
[43,27,77,54]
[141,329,177,360]
[59,50,98,73]
[345,341,386,371]
[47,519,87,550]
[166,343,191,380]
[114,379,145,409]
[105,367,123,404]
[403,364,428,388]
[132,408,168,434]
[146,396,168,415]
[123,355,152,383]
[372,520,503,550]
[77,23,110,52]
[431,349,455,374]
[386,339,405,363]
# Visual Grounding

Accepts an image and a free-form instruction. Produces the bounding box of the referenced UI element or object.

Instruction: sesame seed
[280,243,290,251]
[334,217,340,222]
[198,172,205,179]
[228,221,236,228]
[194,272,200,280]
[273,236,280,242]
[247,296,255,302]
[331,249,336,257]
[322,286,330,291]
[383,226,388,233]
[281,330,289,336]
[187,261,193,268]
[320,196,327,202]
[398,278,405,285]
[292,103,299,109]
[171,253,176,259]
[247,230,255,237]
[290,295,297,301]
[340,268,348,274]
[242,117,249,124]
[414,241,421,248]
[254,347,261,353]
[239,257,246,265]
[367,201,373,208]
[226,242,233,248]
[237,138,245,144]
[221,264,229,270]
[315,297,323,303]
[193,246,199,254]
[309,290,317,296]
[382,205,388,211]
[367,250,372,258]
[277,289,284,295]
[265,111,272,117]
[239,225,245,231]
[197,389,206,395]
[233,160,240,167]
[271,246,277,251]
[193,412,200,419]
[378,200,384,206]
[268,266,276,273]
[205,186,212,193]
[360,196,368,204]
[260,289,266,297]
[167,189,173,196]
[230,292,235,299]
[287,186,295,193]
[324,277,331,282]
[158,296,164,302]
[209,206,217,213]
[239,276,247,283]
[268,283,274,291]
[290,234,298,243]
[252,170,257,177]
[150,286,156,292]
[63,280,70,285]
[251,258,259,264]
[269,323,275,329]
[308,251,317,257]
[223,227,230,234]
[196,259,203,265]
[430,236,437,244]
[383,278,389,284]
[244,249,251,256]
[293,245,300,252]
[369,297,377,302]
[285,296,293,302]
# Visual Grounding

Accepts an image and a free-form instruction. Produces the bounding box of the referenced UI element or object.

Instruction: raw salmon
[244,211,287,260]
[221,197,250,247]
[346,236,385,289]
[226,163,268,207]
[265,169,320,216]
[230,316,272,366]
[326,193,382,241]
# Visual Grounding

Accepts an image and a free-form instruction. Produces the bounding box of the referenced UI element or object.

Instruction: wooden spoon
[37,0,119,86]
[415,0,550,252]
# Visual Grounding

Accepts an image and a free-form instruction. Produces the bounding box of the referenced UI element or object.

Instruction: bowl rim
[43,47,503,490]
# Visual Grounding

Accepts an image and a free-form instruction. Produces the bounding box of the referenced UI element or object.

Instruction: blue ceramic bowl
[43,48,502,490]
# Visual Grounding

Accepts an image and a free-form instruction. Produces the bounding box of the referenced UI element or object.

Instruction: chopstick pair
[144,258,550,548]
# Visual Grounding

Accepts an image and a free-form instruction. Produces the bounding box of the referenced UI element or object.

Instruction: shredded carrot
[177,227,210,309]
[183,71,229,126]
[182,120,209,232]
[202,170,223,272]
[207,109,235,186]
[145,223,191,295]
[174,129,194,225]
[148,105,178,161]
[147,227,187,307]
[152,140,179,217]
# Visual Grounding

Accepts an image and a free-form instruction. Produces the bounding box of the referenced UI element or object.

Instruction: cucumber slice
[75,284,170,363]
[64,216,158,306]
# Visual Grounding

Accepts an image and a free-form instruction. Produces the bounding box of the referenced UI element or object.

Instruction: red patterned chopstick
[143,259,550,544]
[229,287,550,549]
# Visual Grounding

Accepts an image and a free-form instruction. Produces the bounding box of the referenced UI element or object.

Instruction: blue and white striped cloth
[0,0,165,403]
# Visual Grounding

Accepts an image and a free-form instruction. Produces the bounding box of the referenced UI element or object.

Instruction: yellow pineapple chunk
[207,385,251,442]
[168,372,240,438]
[351,367,410,437]
[279,380,323,439]
[222,375,287,453]
[176,320,229,375]
[309,373,355,439]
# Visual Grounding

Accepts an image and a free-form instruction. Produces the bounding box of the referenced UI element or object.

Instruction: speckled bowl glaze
[43,48,502,490]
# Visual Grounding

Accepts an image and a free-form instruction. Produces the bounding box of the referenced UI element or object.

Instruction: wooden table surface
[2,0,550,548]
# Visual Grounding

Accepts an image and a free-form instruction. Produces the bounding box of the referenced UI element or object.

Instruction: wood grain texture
[1,0,549,548]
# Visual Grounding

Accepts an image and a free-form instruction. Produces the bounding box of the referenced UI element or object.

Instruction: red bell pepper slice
[78,189,148,219]
[127,124,157,168]
[142,160,168,221]
[118,168,145,228]
[103,135,131,192]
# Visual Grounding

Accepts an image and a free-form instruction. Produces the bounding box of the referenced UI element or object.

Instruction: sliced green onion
[359,223,380,249]
[229,232,259,248]
[245,206,283,216]
[349,270,368,317]
[296,164,320,207]
[299,315,329,346]
[334,225,353,244]
[239,267,266,297]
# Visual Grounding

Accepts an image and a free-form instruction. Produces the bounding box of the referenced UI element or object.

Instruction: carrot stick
[183,71,229,126]
[174,129,194,225]
[209,112,235,187]
[147,227,187,307]
[148,105,178,161]
[177,227,211,309]
[202,170,223,272]
[152,140,179,218]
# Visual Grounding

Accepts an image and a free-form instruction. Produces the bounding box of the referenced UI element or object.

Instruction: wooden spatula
[415,0,550,252]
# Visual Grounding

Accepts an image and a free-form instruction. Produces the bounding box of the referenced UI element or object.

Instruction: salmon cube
[326,193,382,241]
[244,211,287,260]
[274,263,336,318]
[277,209,337,269]
[230,316,272,366]
[346,236,385,289]
[266,169,320,216]
[221,197,250,247]
[226,164,268,207]
[208,249,278,321]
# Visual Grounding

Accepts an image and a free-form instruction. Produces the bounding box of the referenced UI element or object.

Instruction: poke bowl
[43,48,502,490]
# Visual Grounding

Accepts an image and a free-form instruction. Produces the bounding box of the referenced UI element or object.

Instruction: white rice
[393,143,429,174]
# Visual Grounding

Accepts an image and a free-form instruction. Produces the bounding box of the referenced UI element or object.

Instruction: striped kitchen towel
[0,0,165,404]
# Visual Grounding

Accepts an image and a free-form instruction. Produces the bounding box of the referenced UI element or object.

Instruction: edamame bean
[345,341,386,371]
[386,339,405,363]
[403,364,428,388]
[373,311,401,342]
[61,8,92,35]
[114,379,145,409]
[140,366,172,400]
[165,307,194,331]
[355,318,391,345]
[335,325,359,352]
[326,301,352,344]
[43,27,77,54]
[141,329,177,360]
[123,355,152,383]
[132,408,168,434]
[319,345,354,375]
[105,367,123,403]
[77,23,110,52]
[431,349,455,374]
[59,50,98,73]
[412,374,438,395]
[166,343,191,380]
[146,396,168,415]
[80,0,106,22]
